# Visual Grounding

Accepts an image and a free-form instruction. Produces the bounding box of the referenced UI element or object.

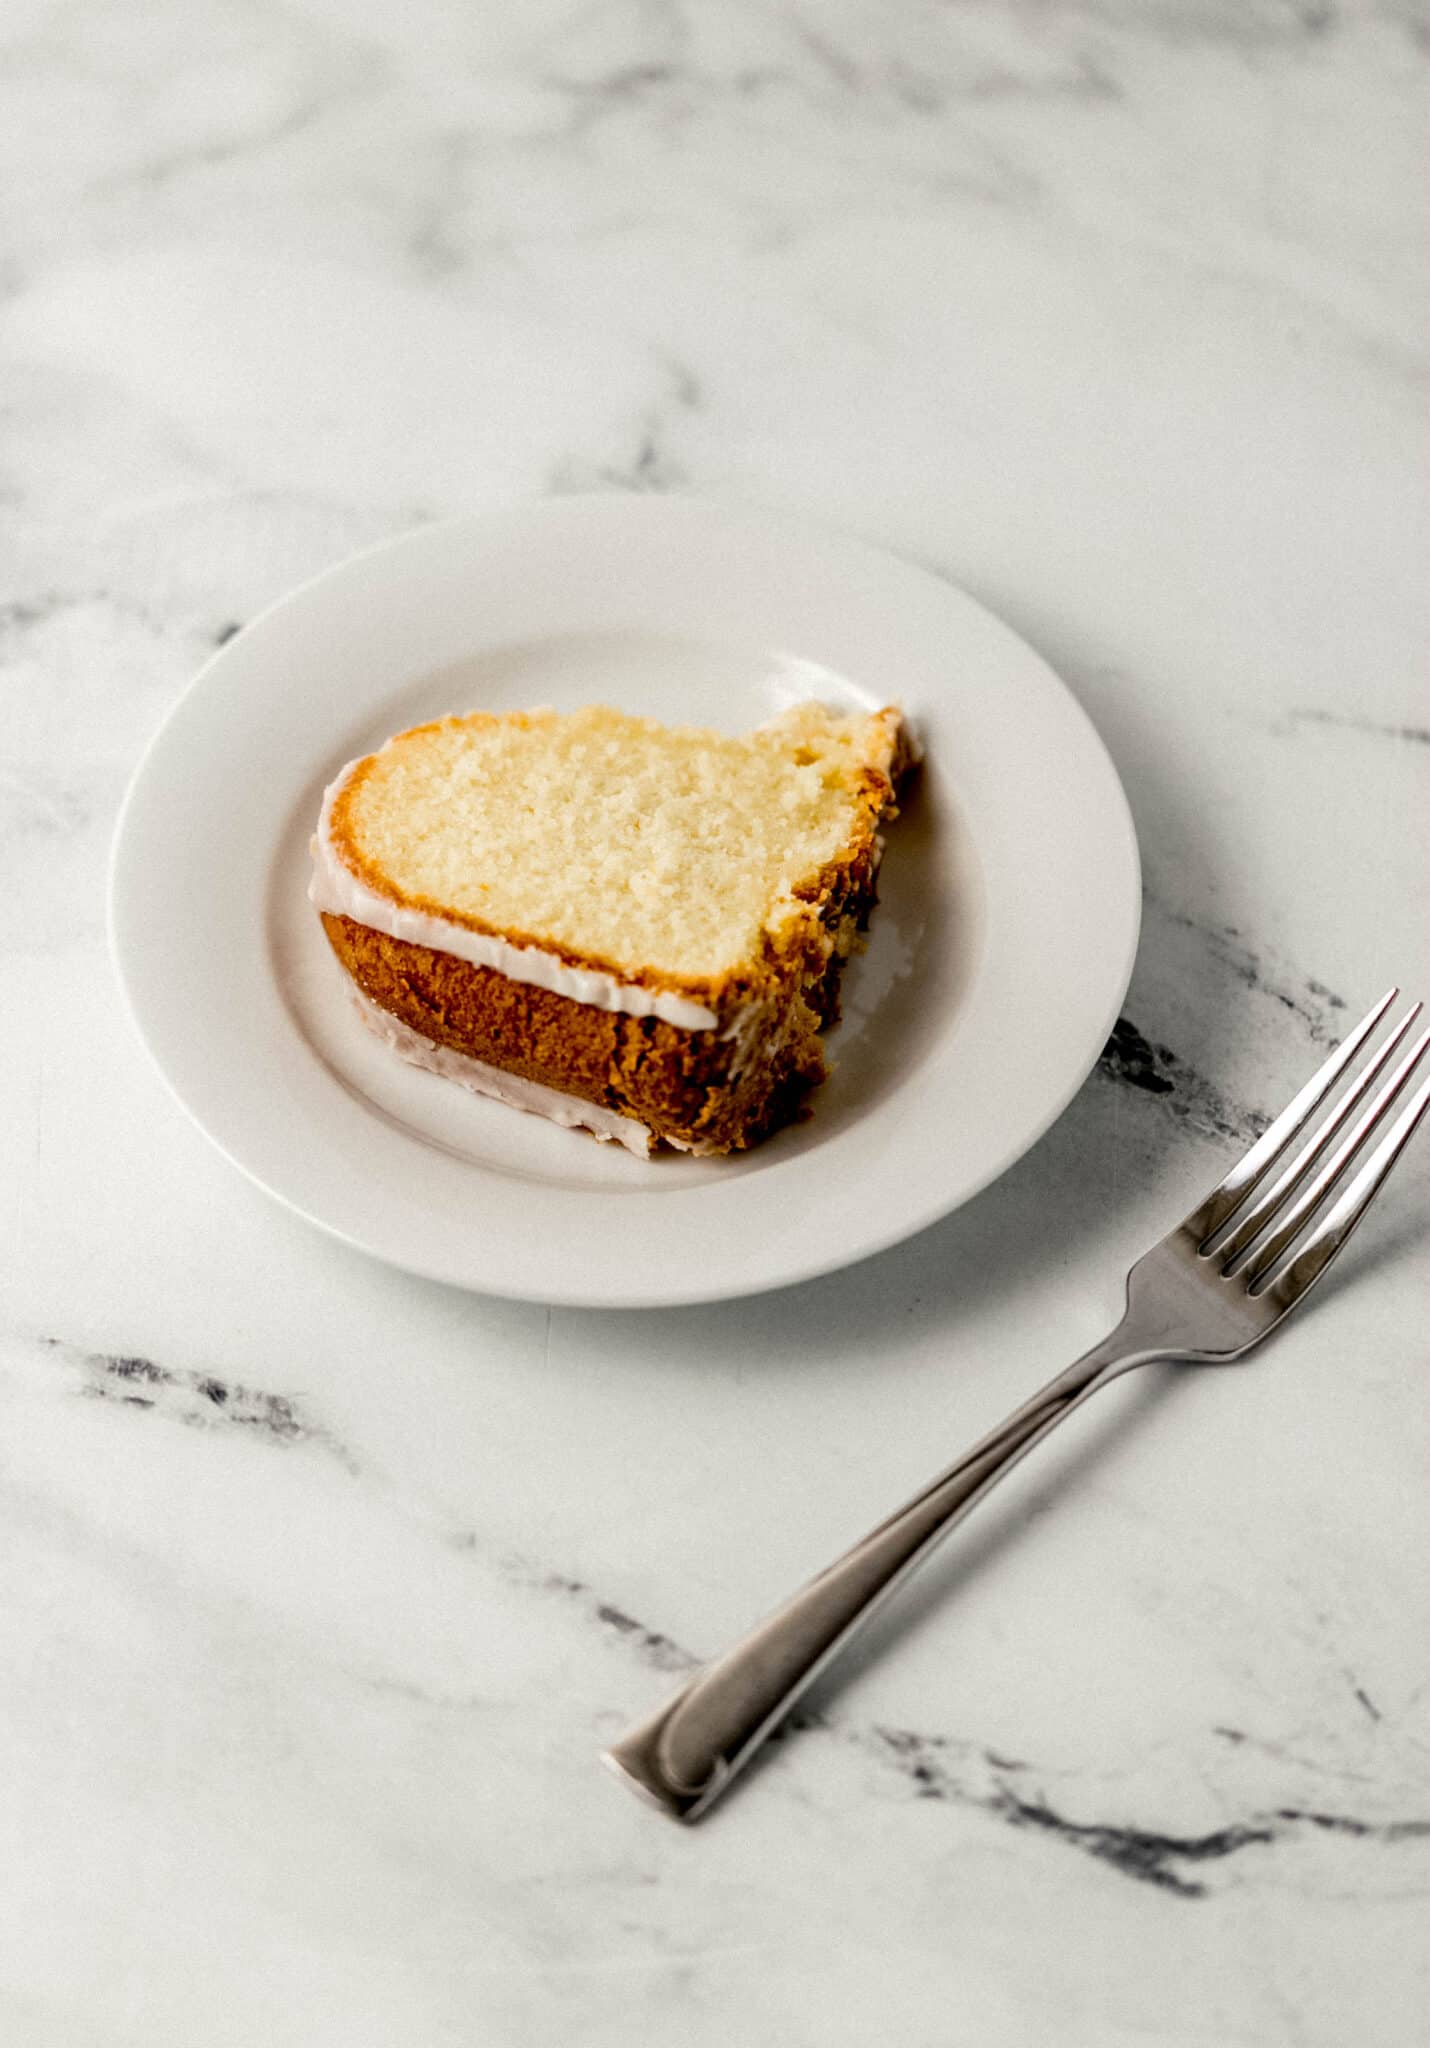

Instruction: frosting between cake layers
[346,983,657,1157]
[309,762,720,1031]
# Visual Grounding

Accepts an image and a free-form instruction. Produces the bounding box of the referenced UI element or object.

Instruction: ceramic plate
[111,496,1139,1307]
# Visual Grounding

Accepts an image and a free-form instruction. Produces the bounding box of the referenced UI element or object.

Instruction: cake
[309,701,914,1155]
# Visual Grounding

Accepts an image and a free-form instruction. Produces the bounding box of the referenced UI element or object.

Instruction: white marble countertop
[4,5,1429,2043]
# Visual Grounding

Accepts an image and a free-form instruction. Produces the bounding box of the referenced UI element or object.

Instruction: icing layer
[309,761,719,1031]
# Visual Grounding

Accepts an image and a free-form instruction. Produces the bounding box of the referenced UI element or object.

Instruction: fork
[604,988,1430,1821]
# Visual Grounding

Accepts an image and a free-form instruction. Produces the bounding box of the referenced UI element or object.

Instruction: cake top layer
[324,701,905,993]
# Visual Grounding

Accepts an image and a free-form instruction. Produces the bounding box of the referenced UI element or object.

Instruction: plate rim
[109,493,1141,1308]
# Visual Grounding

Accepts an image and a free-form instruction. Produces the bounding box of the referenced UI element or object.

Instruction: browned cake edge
[322,914,827,1154]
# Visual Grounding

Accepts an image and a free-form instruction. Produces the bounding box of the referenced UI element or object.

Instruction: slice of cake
[309,701,913,1155]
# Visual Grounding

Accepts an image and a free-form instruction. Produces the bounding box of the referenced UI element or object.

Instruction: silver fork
[604,988,1430,1821]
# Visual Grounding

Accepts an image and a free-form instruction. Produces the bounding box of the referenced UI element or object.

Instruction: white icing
[309,758,719,1031]
[347,985,655,1157]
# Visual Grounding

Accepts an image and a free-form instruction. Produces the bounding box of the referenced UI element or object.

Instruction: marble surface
[3,2,1429,2042]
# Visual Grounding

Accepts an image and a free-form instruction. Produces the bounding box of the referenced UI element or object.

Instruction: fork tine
[1212,1000,1424,1263]
[1242,1021,1430,1288]
[1188,987,1398,1245]
[1257,1062,1430,1309]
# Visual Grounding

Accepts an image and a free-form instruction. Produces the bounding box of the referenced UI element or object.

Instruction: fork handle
[603,1334,1135,1820]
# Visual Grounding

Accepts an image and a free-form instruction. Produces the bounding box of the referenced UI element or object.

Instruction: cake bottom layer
[347,984,658,1156]
[321,913,828,1153]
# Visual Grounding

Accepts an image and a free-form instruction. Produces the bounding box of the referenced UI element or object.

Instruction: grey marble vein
[863,1725,1430,1899]
[1098,1014,1269,1145]
[40,1337,357,1469]
[1289,707,1430,747]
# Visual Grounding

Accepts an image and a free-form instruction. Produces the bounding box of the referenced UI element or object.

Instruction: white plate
[110,496,1139,1308]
